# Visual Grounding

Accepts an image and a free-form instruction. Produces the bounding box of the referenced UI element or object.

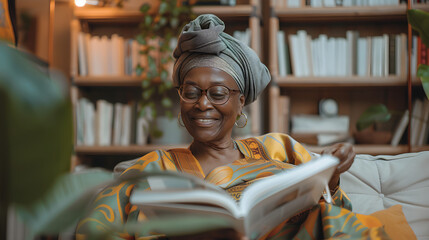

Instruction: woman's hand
[321,142,356,190]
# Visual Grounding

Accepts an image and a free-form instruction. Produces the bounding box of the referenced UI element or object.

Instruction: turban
[172,14,271,105]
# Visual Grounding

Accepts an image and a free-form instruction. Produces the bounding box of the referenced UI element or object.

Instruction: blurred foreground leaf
[0,41,73,206]
[16,170,113,238]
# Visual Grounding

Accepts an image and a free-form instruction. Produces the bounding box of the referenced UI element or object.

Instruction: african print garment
[76,133,391,240]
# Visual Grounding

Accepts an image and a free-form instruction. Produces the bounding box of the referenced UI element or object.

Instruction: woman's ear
[239,94,245,111]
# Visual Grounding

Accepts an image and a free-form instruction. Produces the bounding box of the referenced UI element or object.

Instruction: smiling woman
[76,14,391,240]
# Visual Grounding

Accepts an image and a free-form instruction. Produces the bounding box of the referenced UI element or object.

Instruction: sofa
[340,151,429,240]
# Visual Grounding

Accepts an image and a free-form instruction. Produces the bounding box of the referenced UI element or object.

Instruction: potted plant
[136,0,195,139]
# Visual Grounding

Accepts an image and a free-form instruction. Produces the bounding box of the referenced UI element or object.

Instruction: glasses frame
[177,84,241,105]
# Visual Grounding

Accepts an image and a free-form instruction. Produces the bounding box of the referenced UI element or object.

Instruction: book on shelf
[272,0,402,7]
[291,114,349,134]
[130,155,339,239]
[280,30,414,78]
[76,31,153,77]
[76,98,151,147]
[391,109,409,147]
[292,133,352,146]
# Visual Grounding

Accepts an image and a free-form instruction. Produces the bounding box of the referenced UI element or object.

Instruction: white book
[327,37,336,76]
[88,36,100,76]
[383,34,389,77]
[311,38,320,76]
[418,100,429,146]
[411,99,423,146]
[291,115,350,134]
[323,0,336,6]
[287,0,301,8]
[76,98,88,146]
[100,36,110,76]
[136,116,150,145]
[77,32,88,76]
[411,35,418,81]
[113,103,123,145]
[311,0,323,7]
[297,30,310,76]
[110,34,125,76]
[306,35,314,76]
[130,156,339,240]
[120,104,132,146]
[319,34,328,76]
[395,34,401,76]
[366,37,372,76]
[337,38,347,76]
[357,37,368,76]
[288,34,301,77]
[84,100,95,146]
[277,31,287,77]
[391,110,409,146]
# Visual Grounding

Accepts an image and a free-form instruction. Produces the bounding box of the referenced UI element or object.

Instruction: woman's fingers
[322,143,355,175]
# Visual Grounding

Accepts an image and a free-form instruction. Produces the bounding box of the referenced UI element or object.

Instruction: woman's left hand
[321,142,356,190]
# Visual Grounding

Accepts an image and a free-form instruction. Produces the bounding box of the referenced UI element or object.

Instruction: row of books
[278,30,427,78]
[75,98,151,146]
[76,29,251,77]
[391,98,429,147]
[273,0,416,8]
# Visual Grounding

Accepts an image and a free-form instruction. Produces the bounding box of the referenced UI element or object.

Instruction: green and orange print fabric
[76,133,390,240]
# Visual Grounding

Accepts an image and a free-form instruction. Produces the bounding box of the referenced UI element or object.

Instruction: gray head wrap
[173,14,271,105]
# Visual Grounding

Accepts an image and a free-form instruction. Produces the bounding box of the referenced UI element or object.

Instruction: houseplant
[136,0,194,138]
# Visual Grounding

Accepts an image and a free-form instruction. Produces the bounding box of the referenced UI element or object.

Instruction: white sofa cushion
[340,151,429,240]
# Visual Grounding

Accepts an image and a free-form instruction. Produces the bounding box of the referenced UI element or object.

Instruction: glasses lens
[207,86,229,104]
[181,85,201,103]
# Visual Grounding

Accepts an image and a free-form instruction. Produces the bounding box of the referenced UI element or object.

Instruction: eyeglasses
[177,84,241,105]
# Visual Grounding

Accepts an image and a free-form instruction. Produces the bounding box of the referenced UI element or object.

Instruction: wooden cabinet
[69,0,263,170]
[267,1,429,155]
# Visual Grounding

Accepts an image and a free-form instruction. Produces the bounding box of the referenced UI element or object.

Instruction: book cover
[130,155,339,239]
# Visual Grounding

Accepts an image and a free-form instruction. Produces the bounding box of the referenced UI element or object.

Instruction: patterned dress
[76,133,390,240]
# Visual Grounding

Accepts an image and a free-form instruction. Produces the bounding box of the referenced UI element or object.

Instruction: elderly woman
[76,14,390,240]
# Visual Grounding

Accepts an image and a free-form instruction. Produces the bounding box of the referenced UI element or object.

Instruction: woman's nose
[195,93,213,110]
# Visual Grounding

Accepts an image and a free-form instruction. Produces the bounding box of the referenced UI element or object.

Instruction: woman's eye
[210,92,227,100]
[184,91,199,99]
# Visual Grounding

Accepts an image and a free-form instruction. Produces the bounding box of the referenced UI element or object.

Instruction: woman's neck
[189,138,243,175]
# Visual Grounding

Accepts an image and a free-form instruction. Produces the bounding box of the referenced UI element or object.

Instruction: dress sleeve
[254,133,316,165]
[75,150,170,239]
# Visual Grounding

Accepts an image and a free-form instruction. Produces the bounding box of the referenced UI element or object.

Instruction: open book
[130,155,339,239]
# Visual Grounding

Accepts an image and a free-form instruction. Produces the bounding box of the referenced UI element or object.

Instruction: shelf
[73,76,145,86]
[306,144,409,155]
[193,5,255,19]
[74,5,256,22]
[273,4,429,22]
[75,144,188,155]
[74,7,143,22]
[274,75,407,87]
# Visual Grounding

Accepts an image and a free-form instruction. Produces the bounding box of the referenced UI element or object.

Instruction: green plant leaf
[152,128,163,138]
[160,69,169,81]
[142,87,155,101]
[159,2,168,14]
[144,15,153,26]
[16,170,114,237]
[418,64,429,100]
[161,97,172,108]
[140,3,151,13]
[135,64,144,76]
[141,78,151,89]
[356,104,392,131]
[170,17,179,28]
[136,34,146,45]
[407,9,429,47]
[0,42,72,207]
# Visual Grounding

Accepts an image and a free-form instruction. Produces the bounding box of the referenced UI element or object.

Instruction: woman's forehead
[183,67,237,87]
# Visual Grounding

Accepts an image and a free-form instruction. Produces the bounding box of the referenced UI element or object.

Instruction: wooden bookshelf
[70,0,263,169]
[274,75,408,87]
[267,2,424,154]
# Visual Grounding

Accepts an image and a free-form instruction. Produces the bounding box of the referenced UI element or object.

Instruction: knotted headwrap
[173,14,271,105]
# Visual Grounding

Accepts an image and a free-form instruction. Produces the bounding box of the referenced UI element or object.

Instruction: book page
[240,155,339,238]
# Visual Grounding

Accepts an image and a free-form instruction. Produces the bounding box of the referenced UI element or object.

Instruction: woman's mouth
[192,118,218,127]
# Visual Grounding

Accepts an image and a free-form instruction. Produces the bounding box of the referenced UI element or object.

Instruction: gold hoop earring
[235,112,247,128]
[178,112,185,127]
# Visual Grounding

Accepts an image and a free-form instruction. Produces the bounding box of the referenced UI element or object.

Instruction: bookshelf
[70,0,262,170]
[268,1,429,155]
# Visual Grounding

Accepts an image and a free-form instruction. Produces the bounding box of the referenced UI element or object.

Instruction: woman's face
[180,67,245,144]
